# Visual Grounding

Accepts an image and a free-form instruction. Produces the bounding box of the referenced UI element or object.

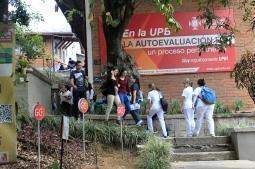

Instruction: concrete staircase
[167,136,237,161]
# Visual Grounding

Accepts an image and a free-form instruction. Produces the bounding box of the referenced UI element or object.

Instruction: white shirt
[86,89,94,101]
[60,90,73,104]
[182,86,193,109]
[147,90,162,111]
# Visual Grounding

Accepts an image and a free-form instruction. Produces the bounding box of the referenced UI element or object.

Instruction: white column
[85,0,93,83]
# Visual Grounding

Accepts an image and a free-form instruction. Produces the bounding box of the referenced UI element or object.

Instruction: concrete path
[173,160,255,169]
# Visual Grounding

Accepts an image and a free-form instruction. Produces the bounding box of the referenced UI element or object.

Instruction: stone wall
[86,113,255,137]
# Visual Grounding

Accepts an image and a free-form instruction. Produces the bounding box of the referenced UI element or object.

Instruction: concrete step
[173,151,237,161]
[174,144,234,153]
[164,136,231,146]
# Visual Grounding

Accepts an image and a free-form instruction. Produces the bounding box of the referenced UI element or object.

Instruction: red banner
[99,9,236,74]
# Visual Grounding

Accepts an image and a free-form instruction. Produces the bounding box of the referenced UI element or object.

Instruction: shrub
[214,101,231,114]
[16,99,32,131]
[216,119,252,136]
[35,115,148,149]
[136,136,173,169]
[168,99,181,115]
[234,99,245,113]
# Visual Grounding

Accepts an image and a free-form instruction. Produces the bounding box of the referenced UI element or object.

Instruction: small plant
[168,99,181,115]
[16,99,32,131]
[234,99,245,113]
[214,101,231,114]
[48,160,60,169]
[136,136,173,169]
[216,119,252,136]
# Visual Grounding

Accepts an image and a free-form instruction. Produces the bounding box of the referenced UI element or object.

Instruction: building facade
[90,0,255,111]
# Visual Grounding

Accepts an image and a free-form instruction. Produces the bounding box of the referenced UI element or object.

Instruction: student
[192,79,215,137]
[70,61,86,118]
[146,83,168,138]
[117,68,131,121]
[182,78,195,137]
[130,75,143,126]
[86,83,95,113]
[60,85,73,116]
[105,67,120,121]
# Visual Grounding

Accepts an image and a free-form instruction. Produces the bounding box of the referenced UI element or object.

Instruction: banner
[0,24,17,164]
[99,9,236,74]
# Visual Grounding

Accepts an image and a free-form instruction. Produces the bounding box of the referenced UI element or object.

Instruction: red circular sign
[33,104,46,121]
[78,98,89,113]
[117,104,125,117]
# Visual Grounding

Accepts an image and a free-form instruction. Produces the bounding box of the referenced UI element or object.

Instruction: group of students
[59,62,215,138]
[102,67,144,126]
[182,78,215,137]
[59,61,95,117]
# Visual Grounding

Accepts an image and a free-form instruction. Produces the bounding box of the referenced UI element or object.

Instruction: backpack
[160,97,168,112]
[200,86,216,104]
[158,91,168,112]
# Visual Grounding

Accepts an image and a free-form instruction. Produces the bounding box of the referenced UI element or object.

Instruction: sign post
[117,104,125,159]
[78,98,89,159]
[33,103,46,169]
[60,116,69,169]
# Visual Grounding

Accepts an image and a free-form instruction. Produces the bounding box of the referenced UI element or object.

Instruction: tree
[231,51,255,104]
[16,26,45,60]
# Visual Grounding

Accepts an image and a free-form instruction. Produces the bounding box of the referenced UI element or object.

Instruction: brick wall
[91,0,255,111]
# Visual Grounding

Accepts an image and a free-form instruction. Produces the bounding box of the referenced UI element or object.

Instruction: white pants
[147,108,167,137]
[183,108,195,137]
[193,105,215,136]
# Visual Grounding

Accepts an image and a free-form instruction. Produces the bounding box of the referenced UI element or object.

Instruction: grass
[214,101,231,114]
[136,135,173,169]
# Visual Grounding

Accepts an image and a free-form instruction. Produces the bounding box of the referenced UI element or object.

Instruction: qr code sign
[0,105,12,123]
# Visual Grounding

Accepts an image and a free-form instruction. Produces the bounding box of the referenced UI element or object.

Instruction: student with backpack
[192,79,216,137]
[146,83,168,138]
[129,75,143,126]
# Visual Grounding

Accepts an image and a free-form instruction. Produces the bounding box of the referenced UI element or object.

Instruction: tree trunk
[104,26,123,65]
[0,0,8,23]
[102,0,135,65]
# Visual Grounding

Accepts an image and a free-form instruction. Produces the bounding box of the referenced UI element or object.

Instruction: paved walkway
[173,160,255,169]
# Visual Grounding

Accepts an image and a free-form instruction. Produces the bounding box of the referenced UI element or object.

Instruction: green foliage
[8,0,43,26]
[168,99,181,115]
[16,26,45,60]
[153,0,182,32]
[216,119,251,136]
[136,136,173,169]
[231,51,255,104]
[105,12,120,27]
[214,101,231,114]
[41,116,148,149]
[16,99,32,131]
[64,8,84,22]
[48,160,60,169]
[234,99,245,112]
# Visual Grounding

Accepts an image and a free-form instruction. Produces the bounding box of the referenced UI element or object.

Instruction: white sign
[62,116,69,140]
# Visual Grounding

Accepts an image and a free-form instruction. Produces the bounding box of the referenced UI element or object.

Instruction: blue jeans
[118,92,131,118]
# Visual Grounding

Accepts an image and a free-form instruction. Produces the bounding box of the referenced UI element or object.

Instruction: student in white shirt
[60,85,73,116]
[192,79,215,137]
[182,78,195,137]
[146,83,168,138]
